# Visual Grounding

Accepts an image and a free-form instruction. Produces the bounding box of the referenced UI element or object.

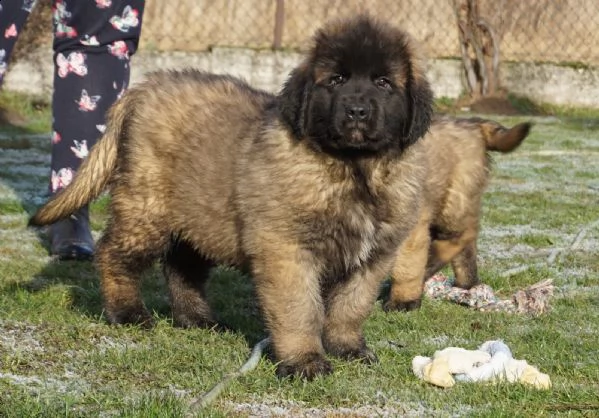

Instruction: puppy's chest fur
[292,157,416,280]
[240,126,422,281]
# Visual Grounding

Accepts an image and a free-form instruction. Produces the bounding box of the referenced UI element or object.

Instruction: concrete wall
[4,47,599,108]
[500,62,599,108]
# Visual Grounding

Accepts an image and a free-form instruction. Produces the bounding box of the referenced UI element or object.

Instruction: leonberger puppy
[384,116,532,311]
[29,15,434,379]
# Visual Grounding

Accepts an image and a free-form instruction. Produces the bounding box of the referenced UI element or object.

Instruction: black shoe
[49,207,95,261]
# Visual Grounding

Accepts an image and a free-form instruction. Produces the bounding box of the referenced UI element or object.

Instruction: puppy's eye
[374,76,392,90]
[327,74,346,87]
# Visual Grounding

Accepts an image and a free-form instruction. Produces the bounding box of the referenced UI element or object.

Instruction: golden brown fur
[29,15,433,379]
[384,116,532,311]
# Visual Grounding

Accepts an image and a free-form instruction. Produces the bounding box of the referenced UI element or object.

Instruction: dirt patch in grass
[450,92,546,116]
[468,96,529,115]
[0,106,28,128]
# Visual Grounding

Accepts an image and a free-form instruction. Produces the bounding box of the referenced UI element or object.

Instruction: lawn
[0,91,598,417]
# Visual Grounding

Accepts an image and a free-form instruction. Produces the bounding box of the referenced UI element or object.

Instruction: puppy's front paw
[383,297,422,312]
[276,352,333,380]
[172,310,218,329]
[329,344,379,364]
[106,306,155,329]
[454,278,480,290]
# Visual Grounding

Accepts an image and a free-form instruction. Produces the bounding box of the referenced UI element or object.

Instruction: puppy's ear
[402,41,434,146]
[404,76,434,146]
[277,64,312,138]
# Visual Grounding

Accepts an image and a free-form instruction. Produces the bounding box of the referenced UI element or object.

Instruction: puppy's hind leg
[164,239,216,328]
[96,208,169,328]
[424,226,478,281]
[450,239,480,289]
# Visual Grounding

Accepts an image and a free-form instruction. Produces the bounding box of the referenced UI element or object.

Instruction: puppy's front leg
[322,258,393,364]
[251,243,331,380]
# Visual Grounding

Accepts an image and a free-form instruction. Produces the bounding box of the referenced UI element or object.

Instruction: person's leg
[49,0,144,259]
[0,0,35,86]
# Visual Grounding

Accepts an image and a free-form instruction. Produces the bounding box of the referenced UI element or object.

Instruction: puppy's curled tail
[28,94,131,227]
[483,121,532,153]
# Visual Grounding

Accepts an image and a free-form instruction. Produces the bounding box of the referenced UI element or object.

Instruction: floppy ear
[404,75,434,146]
[277,64,312,138]
[401,38,434,146]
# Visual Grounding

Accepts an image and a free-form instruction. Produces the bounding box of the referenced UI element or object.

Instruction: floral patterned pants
[0,0,144,193]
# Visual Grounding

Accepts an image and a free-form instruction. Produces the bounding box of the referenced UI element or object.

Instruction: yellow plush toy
[412,340,551,389]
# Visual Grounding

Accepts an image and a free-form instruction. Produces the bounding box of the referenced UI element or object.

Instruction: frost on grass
[424,335,450,346]
[0,227,45,258]
[477,215,599,275]
[0,321,87,395]
[227,397,472,418]
[0,149,50,175]
[0,180,47,205]
[0,146,49,204]
[92,335,142,355]
[0,321,45,354]
[0,213,28,223]
[559,283,599,297]
[477,225,553,263]
[0,371,90,396]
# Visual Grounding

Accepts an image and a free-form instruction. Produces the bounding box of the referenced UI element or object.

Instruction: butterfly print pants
[0,0,144,194]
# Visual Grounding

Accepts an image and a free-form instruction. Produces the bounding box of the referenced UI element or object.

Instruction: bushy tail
[28,95,131,226]
[482,121,532,153]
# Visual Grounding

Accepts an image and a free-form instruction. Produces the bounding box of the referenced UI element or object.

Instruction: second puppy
[384,116,532,311]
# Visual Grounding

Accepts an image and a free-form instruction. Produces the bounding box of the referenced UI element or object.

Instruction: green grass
[1,92,598,417]
[0,90,52,135]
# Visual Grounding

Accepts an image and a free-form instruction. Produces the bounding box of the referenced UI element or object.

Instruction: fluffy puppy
[29,15,433,379]
[384,116,532,311]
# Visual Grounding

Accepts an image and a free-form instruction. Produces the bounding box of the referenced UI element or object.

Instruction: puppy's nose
[345,104,369,121]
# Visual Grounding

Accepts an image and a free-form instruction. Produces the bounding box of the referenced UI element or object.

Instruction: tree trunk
[453,0,500,99]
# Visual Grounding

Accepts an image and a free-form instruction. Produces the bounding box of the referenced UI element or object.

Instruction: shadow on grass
[12,247,268,345]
